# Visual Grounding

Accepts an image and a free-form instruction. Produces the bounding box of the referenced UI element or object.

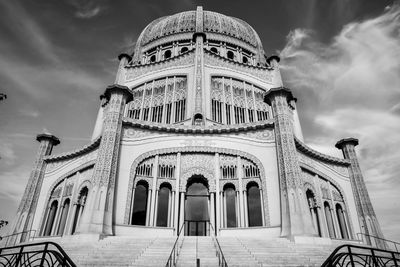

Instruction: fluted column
[215,154,221,231]
[14,133,60,242]
[78,85,132,235]
[336,138,385,246]
[265,87,315,239]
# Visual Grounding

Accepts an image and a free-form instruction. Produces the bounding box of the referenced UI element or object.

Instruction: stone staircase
[21,235,354,266]
[35,236,175,266]
[177,236,220,267]
[218,236,348,267]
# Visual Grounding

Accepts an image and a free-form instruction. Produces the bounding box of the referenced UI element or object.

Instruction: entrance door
[185,176,210,236]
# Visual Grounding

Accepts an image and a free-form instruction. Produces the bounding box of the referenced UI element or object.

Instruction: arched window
[180,47,188,53]
[71,187,88,234]
[57,198,70,235]
[227,51,234,60]
[336,203,349,239]
[164,50,172,59]
[150,55,156,62]
[131,181,149,225]
[224,184,237,228]
[247,182,262,227]
[306,189,321,237]
[242,56,248,64]
[210,47,218,54]
[324,202,335,238]
[156,183,171,227]
[44,200,58,236]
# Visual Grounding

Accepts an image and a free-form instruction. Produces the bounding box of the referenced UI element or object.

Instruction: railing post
[40,243,48,266]
[392,252,399,267]
[371,248,379,266]
[348,246,355,267]
[15,246,23,267]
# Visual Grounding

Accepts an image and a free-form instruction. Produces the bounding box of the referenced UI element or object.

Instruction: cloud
[280,4,400,240]
[0,1,59,63]
[0,142,16,165]
[65,0,107,19]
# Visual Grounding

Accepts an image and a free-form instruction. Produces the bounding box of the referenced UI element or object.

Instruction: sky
[0,0,399,241]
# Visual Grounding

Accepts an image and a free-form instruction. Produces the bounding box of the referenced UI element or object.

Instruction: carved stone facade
[12,6,383,246]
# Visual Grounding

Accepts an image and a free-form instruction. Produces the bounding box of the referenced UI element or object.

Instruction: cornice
[294,137,350,166]
[122,118,273,134]
[44,137,101,162]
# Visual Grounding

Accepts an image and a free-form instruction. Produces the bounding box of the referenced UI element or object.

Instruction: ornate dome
[131,7,266,63]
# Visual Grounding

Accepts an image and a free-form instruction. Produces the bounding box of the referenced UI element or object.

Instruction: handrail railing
[357,232,400,252]
[0,241,76,267]
[321,244,400,267]
[0,230,37,248]
[165,223,185,267]
[209,223,228,267]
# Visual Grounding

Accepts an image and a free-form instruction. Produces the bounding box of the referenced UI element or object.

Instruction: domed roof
[137,8,263,49]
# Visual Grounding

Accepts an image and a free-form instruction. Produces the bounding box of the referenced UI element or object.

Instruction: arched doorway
[185,175,210,236]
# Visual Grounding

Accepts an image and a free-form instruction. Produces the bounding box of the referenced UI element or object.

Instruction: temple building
[11,6,384,249]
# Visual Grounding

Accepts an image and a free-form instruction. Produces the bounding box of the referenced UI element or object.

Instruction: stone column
[14,133,60,242]
[179,192,185,232]
[215,154,221,232]
[145,189,152,226]
[91,95,108,141]
[114,54,131,85]
[150,156,159,226]
[174,153,181,234]
[265,87,315,239]
[237,156,245,227]
[210,192,215,232]
[336,138,385,245]
[192,6,206,125]
[243,190,249,227]
[78,85,132,236]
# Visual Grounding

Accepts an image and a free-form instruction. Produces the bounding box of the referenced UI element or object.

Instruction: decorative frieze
[204,51,273,83]
[125,52,194,82]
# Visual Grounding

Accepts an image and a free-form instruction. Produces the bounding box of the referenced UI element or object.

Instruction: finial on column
[335,138,359,150]
[36,133,60,146]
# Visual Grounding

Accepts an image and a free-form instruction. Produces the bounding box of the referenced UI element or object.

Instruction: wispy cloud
[280,4,400,240]
[0,141,16,165]
[0,1,59,63]
[65,0,107,19]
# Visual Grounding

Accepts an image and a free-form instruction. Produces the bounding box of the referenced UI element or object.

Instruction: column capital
[264,87,296,105]
[36,133,60,146]
[335,138,359,150]
[117,53,132,61]
[103,84,133,102]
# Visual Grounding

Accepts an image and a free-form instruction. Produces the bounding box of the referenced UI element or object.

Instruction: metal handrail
[209,222,228,267]
[357,232,400,252]
[321,244,400,267]
[165,223,185,267]
[0,230,37,247]
[0,241,76,267]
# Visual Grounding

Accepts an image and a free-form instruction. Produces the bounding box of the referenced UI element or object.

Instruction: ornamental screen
[127,76,187,124]
[211,77,270,125]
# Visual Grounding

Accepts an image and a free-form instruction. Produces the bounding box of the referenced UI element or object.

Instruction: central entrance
[184,175,210,236]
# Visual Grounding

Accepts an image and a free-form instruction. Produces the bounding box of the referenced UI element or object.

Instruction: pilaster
[335,138,385,246]
[78,84,132,236]
[14,133,60,242]
[265,87,315,239]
